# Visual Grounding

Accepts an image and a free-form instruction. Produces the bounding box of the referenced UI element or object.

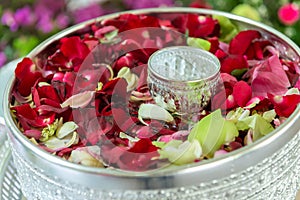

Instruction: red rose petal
[229,30,261,55]
[15,58,42,96]
[232,81,252,107]
[12,104,37,120]
[128,138,158,153]
[60,36,90,60]
[268,93,300,117]
[172,14,219,38]
[37,85,61,103]
[220,55,248,74]
[208,37,220,53]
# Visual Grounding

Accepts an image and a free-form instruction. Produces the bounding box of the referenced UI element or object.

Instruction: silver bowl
[2,7,300,200]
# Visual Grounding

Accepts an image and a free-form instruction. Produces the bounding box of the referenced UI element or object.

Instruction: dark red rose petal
[12,104,37,120]
[15,58,42,96]
[220,55,248,74]
[128,138,158,153]
[172,14,219,38]
[229,30,261,55]
[37,85,61,103]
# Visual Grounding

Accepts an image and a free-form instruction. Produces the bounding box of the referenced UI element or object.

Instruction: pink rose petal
[251,55,291,97]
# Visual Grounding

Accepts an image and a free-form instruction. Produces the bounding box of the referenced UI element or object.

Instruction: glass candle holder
[147,46,221,117]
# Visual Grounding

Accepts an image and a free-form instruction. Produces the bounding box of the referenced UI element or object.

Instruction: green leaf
[187,37,211,51]
[100,29,120,44]
[236,114,274,141]
[188,109,238,158]
[231,4,261,22]
[60,91,95,108]
[13,36,39,56]
[262,109,276,122]
[44,132,79,151]
[158,140,202,165]
[56,121,79,139]
[152,141,166,149]
[68,146,104,167]
[119,132,139,143]
[226,107,250,123]
[138,104,174,125]
[213,15,239,42]
[117,67,139,91]
[231,68,248,79]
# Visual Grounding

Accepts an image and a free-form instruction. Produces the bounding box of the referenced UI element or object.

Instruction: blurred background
[0,0,299,67]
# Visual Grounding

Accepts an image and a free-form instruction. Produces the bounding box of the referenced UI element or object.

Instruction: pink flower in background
[1,10,18,31]
[72,3,105,23]
[123,0,174,9]
[278,3,300,25]
[37,15,54,33]
[0,52,7,68]
[55,14,70,29]
[14,6,34,26]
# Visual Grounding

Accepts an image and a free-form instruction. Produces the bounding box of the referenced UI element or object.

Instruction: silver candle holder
[147,46,221,117]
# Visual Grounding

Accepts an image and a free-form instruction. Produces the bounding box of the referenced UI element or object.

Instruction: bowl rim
[3,7,300,189]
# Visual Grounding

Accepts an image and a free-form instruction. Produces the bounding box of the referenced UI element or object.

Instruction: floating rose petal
[61,91,95,108]
[117,67,139,91]
[268,93,300,118]
[60,36,90,60]
[158,139,202,165]
[12,103,57,129]
[232,81,252,107]
[15,58,42,97]
[229,30,261,55]
[172,14,219,38]
[220,55,248,74]
[138,104,174,125]
[24,129,42,140]
[43,131,79,152]
[69,146,104,167]
[251,55,291,97]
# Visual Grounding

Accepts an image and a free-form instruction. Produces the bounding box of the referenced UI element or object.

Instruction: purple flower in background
[72,3,105,23]
[1,10,18,31]
[34,3,54,20]
[123,0,174,9]
[35,0,66,15]
[14,6,34,26]
[37,15,54,33]
[0,52,7,68]
[55,14,70,29]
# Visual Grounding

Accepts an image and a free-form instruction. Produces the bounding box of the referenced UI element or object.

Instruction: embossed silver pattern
[0,140,24,200]
[9,130,300,200]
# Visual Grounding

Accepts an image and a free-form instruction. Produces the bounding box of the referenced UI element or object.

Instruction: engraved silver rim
[2,7,300,190]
